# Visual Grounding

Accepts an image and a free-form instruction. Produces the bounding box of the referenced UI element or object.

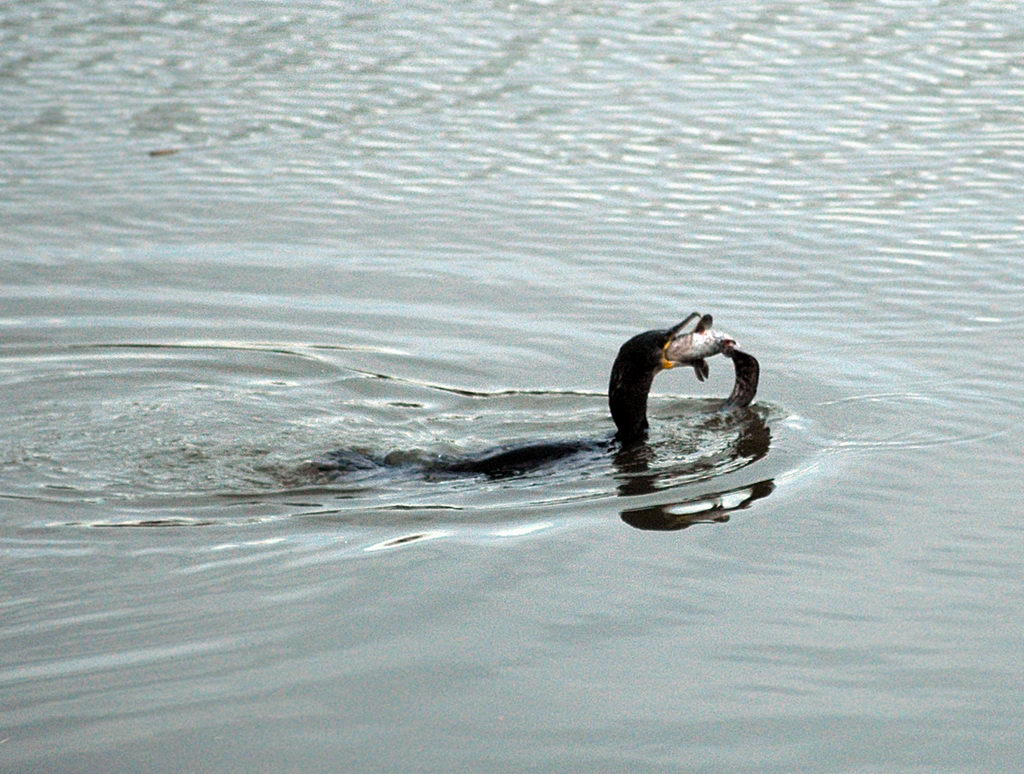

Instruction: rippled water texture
[2,1,1023,771]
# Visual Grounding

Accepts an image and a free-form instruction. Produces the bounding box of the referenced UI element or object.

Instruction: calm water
[2,1,1023,771]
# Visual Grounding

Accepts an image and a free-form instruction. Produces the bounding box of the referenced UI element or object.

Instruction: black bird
[317,313,759,479]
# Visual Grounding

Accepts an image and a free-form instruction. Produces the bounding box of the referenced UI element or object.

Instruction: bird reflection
[613,407,774,530]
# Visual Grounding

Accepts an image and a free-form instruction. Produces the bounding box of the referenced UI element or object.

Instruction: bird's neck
[608,360,657,445]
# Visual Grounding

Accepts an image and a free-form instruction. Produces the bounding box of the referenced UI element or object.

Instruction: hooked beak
[666,312,701,339]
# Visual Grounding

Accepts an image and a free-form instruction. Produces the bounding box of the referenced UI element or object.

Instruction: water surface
[2,1,1022,771]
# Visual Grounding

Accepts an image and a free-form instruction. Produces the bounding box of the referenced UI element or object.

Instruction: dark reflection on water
[620,479,776,531]
[614,407,774,529]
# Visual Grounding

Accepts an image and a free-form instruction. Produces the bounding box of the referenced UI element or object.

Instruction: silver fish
[661,313,736,382]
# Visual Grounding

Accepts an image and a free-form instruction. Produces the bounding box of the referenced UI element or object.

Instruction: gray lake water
[2,1,1023,771]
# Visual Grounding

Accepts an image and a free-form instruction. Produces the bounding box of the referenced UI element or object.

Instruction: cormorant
[317,313,759,479]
